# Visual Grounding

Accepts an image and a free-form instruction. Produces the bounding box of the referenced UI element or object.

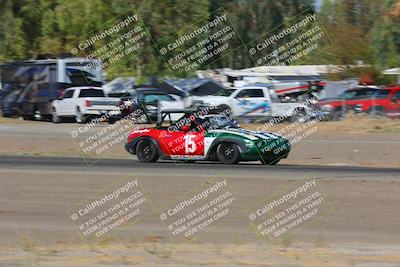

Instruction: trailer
[0,57,102,120]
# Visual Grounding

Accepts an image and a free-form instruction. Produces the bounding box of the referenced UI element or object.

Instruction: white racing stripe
[208,129,258,140]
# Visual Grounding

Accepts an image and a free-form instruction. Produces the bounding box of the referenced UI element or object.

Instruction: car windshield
[213,89,236,96]
[200,116,239,130]
[269,89,281,103]
[341,90,358,100]
[341,88,378,100]
[374,90,391,99]
[144,94,174,102]
[79,89,105,97]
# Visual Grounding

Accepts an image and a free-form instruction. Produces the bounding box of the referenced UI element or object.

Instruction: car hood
[208,127,284,141]
[192,96,228,103]
[319,98,342,105]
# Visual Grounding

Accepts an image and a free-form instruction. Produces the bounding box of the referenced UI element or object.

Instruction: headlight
[123,101,133,107]
[321,104,333,111]
[146,105,157,110]
[354,104,363,112]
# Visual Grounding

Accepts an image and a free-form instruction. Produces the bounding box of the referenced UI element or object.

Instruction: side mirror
[182,125,191,132]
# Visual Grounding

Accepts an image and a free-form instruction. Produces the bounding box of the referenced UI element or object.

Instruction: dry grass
[245,114,400,134]
[2,241,400,267]
[0,116,26,124]
[1,114,399,133]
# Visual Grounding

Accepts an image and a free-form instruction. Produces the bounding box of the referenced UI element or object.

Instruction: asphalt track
[1,155,399,247]
[1,155,399,178]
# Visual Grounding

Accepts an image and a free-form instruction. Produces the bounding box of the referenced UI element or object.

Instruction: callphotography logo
[69,10,152,72]
[156,9,243,76]
[70,105,146,164]
[247,9,332,66]
[159,179,240,240]
[248,179,330,241]
[254,97,326,164]
[67,178,152,239]
[156,105,239,166]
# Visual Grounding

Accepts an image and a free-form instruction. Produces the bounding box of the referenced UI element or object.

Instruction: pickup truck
[189,85,314,122]
[51,87,121,123]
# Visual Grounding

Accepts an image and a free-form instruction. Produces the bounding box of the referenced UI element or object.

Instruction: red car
[125,109,291,164]
[355,86,400,118]
[320,86,400,120]
[319,86,380,120]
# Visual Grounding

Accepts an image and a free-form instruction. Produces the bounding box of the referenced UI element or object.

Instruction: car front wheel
[136,140,159,163]
[217,143,240,164]
[52,108,61,123]
[332,110,346,121]
[289,110,306,123]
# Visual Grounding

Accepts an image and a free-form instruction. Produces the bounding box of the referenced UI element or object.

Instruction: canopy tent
[383,67,400,84]
[156,81,186,97]
[102,77,135,94]
[160,78,228,96]
[102,78,226,97]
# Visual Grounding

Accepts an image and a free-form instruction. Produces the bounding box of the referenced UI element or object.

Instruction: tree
[0,0,27,61]
[371,0,400,68]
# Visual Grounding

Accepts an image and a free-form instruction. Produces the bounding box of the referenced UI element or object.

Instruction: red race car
[125,109,291,165]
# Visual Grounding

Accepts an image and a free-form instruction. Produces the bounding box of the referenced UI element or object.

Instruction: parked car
[354,86,400,118]
[190,85,314,122]
[108,87,184,123]
[125,109,291,165]
[51,87,121,123]
[319,86,381,120]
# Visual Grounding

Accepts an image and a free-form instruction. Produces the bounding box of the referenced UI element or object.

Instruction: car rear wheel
[108,117,117,124]
[217,143,240,164]
[136,140,159,163]
[75,108,86,124]
[22,115,35,120]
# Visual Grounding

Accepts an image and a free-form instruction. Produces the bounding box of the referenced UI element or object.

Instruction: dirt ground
[2,242,400,267]
[0,165,399,267]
